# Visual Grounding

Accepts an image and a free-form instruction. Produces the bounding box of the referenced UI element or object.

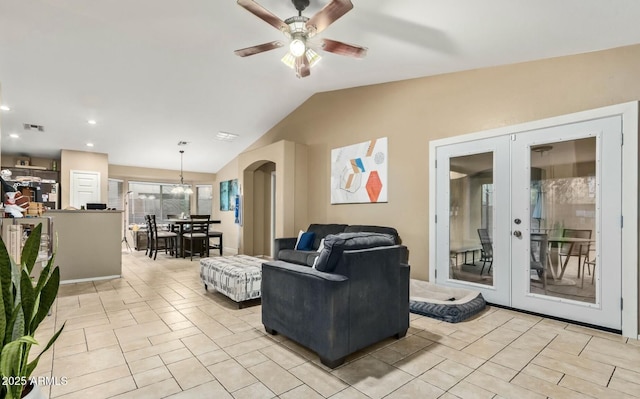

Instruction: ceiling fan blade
[237,0,288,31]
[295,55,311,78]
[305,0,353,35]
[234,41,284,57]
[321,38,367,58]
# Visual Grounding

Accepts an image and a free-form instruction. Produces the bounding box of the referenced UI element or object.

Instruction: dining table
[531,235,594,282]
[166,218,221,258]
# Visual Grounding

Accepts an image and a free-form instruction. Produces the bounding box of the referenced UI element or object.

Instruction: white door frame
[429,102,638,338]
[510,116,621,329]
[434,137,511,305]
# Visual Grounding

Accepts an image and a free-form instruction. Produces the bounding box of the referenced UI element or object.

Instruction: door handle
[513,230,522,238]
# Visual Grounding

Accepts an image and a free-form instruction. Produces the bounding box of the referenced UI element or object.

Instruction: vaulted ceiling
[1,0,639,173]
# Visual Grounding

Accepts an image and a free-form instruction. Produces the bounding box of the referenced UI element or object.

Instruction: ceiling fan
[234,0,367,78]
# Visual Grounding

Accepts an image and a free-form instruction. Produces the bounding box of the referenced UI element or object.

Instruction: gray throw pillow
[314,232,395,273]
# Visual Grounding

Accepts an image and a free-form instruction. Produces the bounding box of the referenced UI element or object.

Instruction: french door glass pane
[529,138,596,303]
[449,152,494,286]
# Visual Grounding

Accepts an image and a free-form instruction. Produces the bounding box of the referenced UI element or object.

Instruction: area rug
[409,279,487,323]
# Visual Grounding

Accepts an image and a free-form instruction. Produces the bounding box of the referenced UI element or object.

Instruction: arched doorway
[243,160,276,257]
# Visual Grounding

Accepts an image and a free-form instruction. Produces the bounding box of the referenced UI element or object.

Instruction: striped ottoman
[200,255,264,307]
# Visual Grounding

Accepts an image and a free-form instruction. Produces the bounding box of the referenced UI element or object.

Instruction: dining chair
[150,215,178,260]
[144,215,153,257]
[166,214,180,233]
[182,215,210,260]
[559,228,592,279]
[530,233,548,292]
[582,247,596,288]
[477,228,493,275]
[208,229,223,256]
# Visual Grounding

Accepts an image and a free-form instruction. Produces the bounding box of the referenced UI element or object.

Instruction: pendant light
[171,150,193,194]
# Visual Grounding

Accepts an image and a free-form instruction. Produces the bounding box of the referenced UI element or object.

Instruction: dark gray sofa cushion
[344,225,401,244]
[277,249,318,267]
[307,224,348,250]
[314,232,396,273]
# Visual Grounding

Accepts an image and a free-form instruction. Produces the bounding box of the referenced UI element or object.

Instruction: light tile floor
[31,250,640,399]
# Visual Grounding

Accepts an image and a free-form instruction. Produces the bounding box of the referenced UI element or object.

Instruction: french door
[434,116,622,329]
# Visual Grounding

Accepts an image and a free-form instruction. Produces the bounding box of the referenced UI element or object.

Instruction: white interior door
[435,136,511,304]
[433,116,622,330]
[510,116,622,329]
[70,170,101,208]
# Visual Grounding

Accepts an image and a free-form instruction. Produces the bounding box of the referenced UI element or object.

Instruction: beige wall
[235,140,307,255]
[224,44,640,282]
[109,164,215,185]
[213,158,239,254]
[109,164,216,213]
[60,149,109,209]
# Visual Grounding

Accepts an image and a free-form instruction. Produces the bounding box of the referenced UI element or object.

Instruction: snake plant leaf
[0,341,23,398]
[1,336,37,399]
[0,237,13,334]
[0,336,36,376]
[25,322,64,378]
[34,261,51,295]
[0,340,22,384]
[0,285,4,348]
[0,223,63,399]
[31,267,59,332]
[4,303,18,345]
[11,305,25,342]
[21,224,41,276]
[34,235,57,295]
[20,271,35,332]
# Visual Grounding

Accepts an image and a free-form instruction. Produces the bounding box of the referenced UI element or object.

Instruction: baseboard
[224,247,238,255]
[61,275,121,285]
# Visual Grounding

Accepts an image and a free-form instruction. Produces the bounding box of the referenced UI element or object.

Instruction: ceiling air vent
[23,123,45,132]
[216,132,238,142]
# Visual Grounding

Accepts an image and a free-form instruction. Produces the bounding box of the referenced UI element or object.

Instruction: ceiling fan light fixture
[281,52,296,69]
[289,38,306,57]
[305,48,321,67]
[235,0,365,78]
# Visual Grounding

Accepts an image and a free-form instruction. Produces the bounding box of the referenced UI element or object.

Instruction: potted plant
[0,223,65,399]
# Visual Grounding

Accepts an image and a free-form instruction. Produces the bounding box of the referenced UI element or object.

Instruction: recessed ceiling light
[86,143,94,147]
[216,131,239,142]
[9,133,19,139]
[0,105,10,111]
[88,120,97,125]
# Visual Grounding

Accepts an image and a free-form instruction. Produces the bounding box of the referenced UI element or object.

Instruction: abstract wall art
[220,178,238,211]
[331,137,388,204]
